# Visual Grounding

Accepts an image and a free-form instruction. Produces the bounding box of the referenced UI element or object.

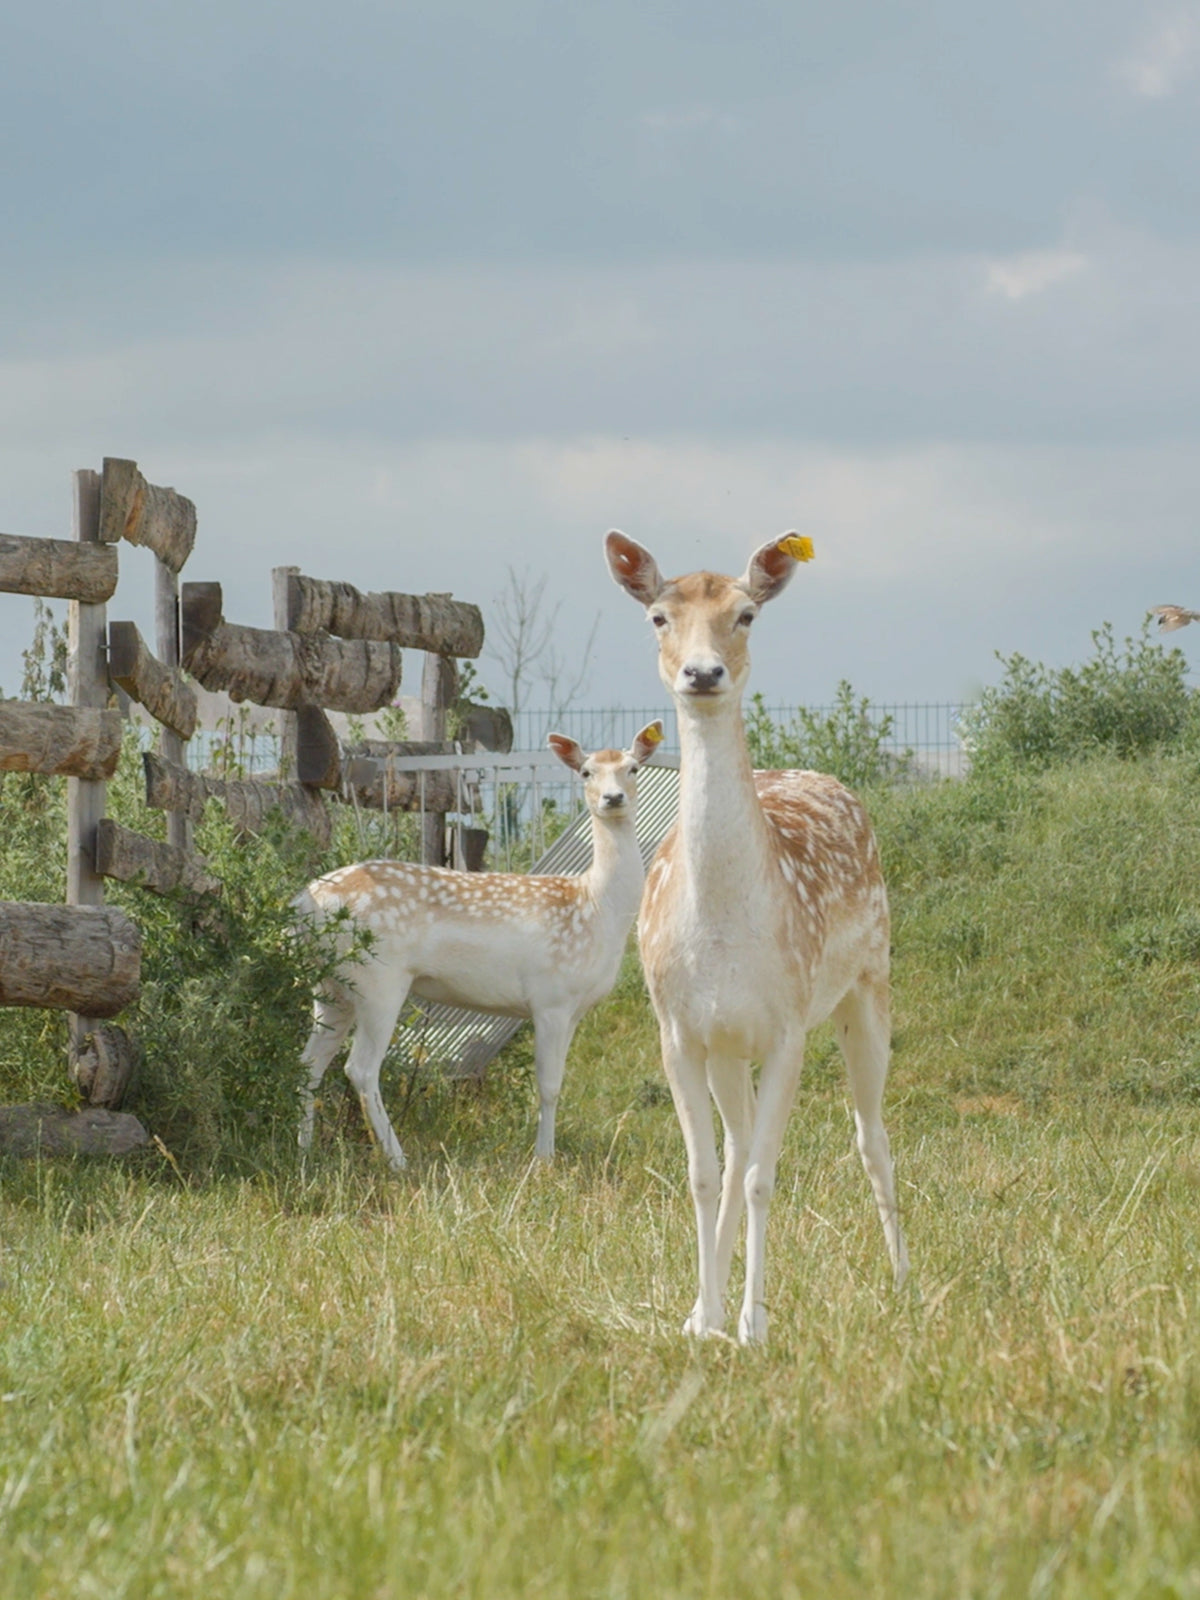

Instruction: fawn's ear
[548,732,585,772]
[631,720,665,765]
[605,531,665,606]
[739,532,815,604]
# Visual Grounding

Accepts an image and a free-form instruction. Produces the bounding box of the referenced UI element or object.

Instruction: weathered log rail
[1,453,501,1123]
[0,531,118,602]
[0,702,123,779]
[99,457,196,572]
[182,582,404,712]
[0,903,141,1016]
[342,740,478,814]
[282,573,484,657]
[95,817,221,898]
[144,752,333,847]
[107,621,197,740]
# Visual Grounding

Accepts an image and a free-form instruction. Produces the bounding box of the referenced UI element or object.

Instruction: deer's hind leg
[833,976,909,1290]
[341,974,411,1173]
[739,1027,806,1346]
[299,989,354,1151]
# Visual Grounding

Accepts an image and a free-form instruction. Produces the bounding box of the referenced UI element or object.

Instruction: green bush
[113,806,347,1174]
[744,680,913,787]
[0,719,355,1174]
[961,622,1198,774]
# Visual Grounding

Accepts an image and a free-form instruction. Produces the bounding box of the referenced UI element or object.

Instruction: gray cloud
[2,1,1198,719]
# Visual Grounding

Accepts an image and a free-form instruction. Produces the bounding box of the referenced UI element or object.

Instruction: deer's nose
[682,662,726,693]
[600,790,627,809]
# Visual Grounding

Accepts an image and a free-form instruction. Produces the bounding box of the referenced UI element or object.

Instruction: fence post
[272,564,299,778]
[155,556,189,853]
[420,651,458,865]
[66,468,133,1100]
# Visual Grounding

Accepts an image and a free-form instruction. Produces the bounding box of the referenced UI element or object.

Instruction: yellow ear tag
[778,534,814,562]
[642,724,664,745]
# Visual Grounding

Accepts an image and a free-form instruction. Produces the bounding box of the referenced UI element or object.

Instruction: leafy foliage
[112,804,350,1174]
[744,681,913,787]
[19,598,68,702]
[961,621,1198,774]
[0,719,356,1172]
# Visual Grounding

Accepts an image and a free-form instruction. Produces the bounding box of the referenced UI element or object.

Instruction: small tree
[487,567,599,717]
[962,622,1197,775]
[19,599,68,703]
[745,682,911,789]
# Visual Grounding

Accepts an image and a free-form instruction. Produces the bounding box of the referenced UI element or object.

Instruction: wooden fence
[0,458,509,1111]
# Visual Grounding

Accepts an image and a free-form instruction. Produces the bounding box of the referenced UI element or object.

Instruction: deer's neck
[675,700,772,902]
[582,813,644,916]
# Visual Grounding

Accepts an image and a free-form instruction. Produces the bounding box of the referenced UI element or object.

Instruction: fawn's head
[605,532,814,711]
[547,721,665,821]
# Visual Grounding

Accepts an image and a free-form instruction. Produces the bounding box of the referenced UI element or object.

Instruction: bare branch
[542,609,602,720]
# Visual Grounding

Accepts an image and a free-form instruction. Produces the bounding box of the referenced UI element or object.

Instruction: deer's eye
[580,767,593,780]
[738,608,757,628]
[628,764,639,775]
[650,612,668,629]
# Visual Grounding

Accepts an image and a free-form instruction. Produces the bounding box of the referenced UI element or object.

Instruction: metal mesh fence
[513,702,967,778]
[185,701,968,783]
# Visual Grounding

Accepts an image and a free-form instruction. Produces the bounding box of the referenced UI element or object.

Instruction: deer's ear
[605,531,664,606]
[740,532,814,604]
[631,720,665,764]
[548,732,585,772]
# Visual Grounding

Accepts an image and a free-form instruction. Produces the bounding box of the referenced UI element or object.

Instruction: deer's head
[605,532,813,711]
[547,721,665,820]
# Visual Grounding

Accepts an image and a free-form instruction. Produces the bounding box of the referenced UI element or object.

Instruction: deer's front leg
[532,1008,573,1161]
[661,1028,724,1337]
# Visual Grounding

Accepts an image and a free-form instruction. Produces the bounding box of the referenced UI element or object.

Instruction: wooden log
[66,470,114,1084]
[155,558,191,854]
[99,457,197,572]
[180,580,223,663]
[0,902,141,1016]
[143,752,332,847]
[342,761,470,812]
[0,532,118,602]
[341,741,477,813]
[421,654,458,864]
[282,573,484,657]
[457,827,489,872]
[182,584,403,713]
[107,621,198,740]
[272,565,300,780]
[349,738,457,759]
[0,701,122,779]
[460,701,513,753]
[295,704,341,789]
[67,470,109,907]
[95,818,220,897]
[71,1025,138,1108]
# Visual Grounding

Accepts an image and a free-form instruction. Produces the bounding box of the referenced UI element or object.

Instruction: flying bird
[1152,605,1200,632]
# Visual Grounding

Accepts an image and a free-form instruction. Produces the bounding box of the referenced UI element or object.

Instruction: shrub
[745,681,913,788]
[0,716,357,1173]
[113,804,350,1174]
[962,622,1197,775]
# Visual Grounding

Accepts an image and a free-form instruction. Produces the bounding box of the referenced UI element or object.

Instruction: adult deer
[607,531,909,1344]
[295,723,664,1169]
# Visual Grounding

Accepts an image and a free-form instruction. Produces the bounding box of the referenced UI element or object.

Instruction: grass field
[3,753,1200,1597]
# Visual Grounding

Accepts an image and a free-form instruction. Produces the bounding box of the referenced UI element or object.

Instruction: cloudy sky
[2,1,1199,716]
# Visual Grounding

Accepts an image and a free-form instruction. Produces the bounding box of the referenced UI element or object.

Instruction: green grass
[4,753,1200,1596]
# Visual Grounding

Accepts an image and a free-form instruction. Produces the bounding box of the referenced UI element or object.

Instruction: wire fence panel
[388,764,681,1079]
[185,702,969,782]
[514,703,968,778]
